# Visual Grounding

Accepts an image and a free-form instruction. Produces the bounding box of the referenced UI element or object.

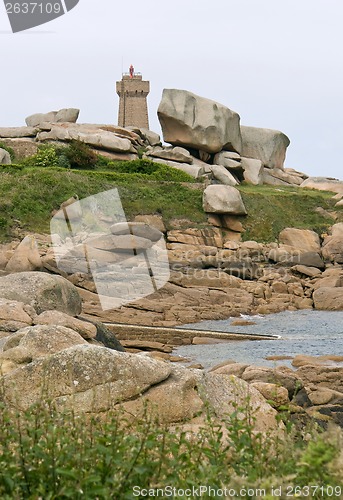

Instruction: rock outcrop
[312,287,343,311]
[278,228,321,254]
[25,108,80,127]
[2,91,309,199]
[2,325,340,429]
[5,235,42,273]
[3,214,343,325]
[0,337,281,432]
[321,223,343,264]
[210,357,343,428]
[301,177,343,194]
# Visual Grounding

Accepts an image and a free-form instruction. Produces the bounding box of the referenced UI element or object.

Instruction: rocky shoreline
[1,218,343,330]
[0,270,342,432]
[1,223,342,431]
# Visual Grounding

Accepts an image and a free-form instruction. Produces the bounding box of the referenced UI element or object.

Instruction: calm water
[174,310,343,370]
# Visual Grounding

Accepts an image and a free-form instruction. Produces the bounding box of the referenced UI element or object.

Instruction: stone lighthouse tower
[116,65,150,129]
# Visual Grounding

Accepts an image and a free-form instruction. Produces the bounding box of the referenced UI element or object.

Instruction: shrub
[21,146,59,168]
[19,141,99,170]
[57,153,71,169]
[109,159,196,182]
[95,154,113,167]
[111,159,160,175]
[0,216,8,229]
[0,399,341,498]
[63,140,98,170]
[137,146,147,159]
[149,163,196,182]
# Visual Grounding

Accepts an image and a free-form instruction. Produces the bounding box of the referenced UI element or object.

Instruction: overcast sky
[1,0,342,178]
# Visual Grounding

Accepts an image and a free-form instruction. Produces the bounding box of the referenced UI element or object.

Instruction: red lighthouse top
[129,64,134,78]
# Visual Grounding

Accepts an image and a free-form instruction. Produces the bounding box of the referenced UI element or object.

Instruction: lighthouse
[116,66,150,129]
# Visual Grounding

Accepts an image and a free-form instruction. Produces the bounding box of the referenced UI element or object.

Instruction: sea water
[174,310,343,370]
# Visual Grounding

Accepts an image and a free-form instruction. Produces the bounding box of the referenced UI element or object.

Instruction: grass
[0,162,342,243]
[0,399,341,499]
[0,165,206,241]
[237,184,343,242]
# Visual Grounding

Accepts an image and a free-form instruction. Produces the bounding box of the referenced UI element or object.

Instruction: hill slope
[0,164,342,243]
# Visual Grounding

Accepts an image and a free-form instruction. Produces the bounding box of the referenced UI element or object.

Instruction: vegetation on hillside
[0,165,205,241]
[0,142,342,242]
[238,184,343,242]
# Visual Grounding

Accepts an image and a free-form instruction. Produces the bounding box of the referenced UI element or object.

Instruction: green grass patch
[238,184,342,242]
[0,165,205,241]
[1,161,342,243]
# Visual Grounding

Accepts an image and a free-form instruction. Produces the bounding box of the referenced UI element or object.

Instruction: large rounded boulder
[241,126,290,170]
[157,89,242,154]
[203,185,247,215]
[0,272,82,316]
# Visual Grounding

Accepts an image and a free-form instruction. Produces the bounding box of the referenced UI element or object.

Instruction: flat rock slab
[301,177,343,193]
[120,340,172,353]
[0,127,37,138]
[105,323,278,346]
[85,234,154,251]
[110,222,163,242]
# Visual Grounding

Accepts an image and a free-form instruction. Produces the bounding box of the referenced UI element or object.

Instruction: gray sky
[1,0,342,178]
